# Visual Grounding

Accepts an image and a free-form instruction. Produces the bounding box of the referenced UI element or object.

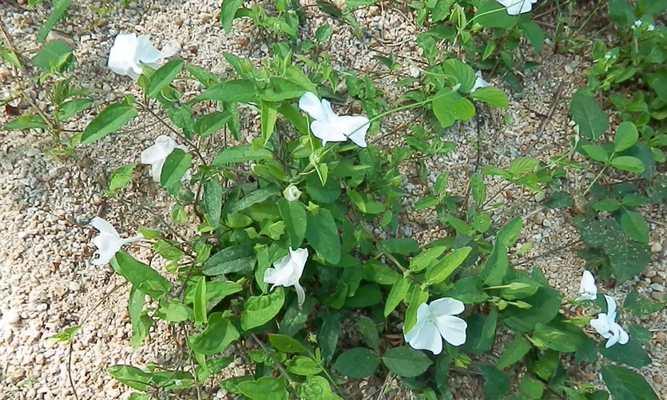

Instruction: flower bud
[283,185,302,202]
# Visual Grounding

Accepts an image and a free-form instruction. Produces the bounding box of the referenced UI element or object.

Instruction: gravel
[1,1,665,399]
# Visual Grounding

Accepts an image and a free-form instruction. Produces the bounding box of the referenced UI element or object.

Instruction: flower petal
[604,295,618,321]
[90,217,119,236]
[107,33,140,77]
[311,120,349,145]
[337,115,369,148]
[136,35,164,65]
[91,232,123,266]
[294,282,306,308]
[429,297,465,317]
[497,0,534,15]
[405,320,443,355]
[299,92,326,121]
[472,71,490,92]
[617,324,629,345]
[141,135,177,164]
[434,315,467,346]
[590,314,611,338]
[287,247,309,281]
[578,270,597,300]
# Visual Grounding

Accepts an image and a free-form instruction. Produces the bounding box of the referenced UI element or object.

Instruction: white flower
[264,248,309,306]
[472,70,490,92]
[283,184,302,202]
[90,217,143,266]
[633,20,643,29]
[298,92,369,148]
[590,295,629,348]
[404,297,467,355]
[497,0,538,15]
[107,33,179,79]
[578,270,597,301]
[140,135,187,183]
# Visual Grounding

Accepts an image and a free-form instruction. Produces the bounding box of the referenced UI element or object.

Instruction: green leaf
[333,348,379,379]
[37,0,72,42]
[106,164,135,195]
[624,291,665,316]
[159,149,192,195]
[198,79,256,103]
[278,199,307,248]
[57,98,93,121]
[381,239,419,256]
[128,287,150,347]
[570,90,609,140]
[382,346,433,378]
[475,0,517,28]
[195,111,230,137]
[184,279,243,309]
[410,245,447,272]
[480,365,510,400]
[432,89,476,128]
[213,144,273,166]
[601,365,658,400]
[518,376,544,400]
[582,144,610,163]
[345,284,383,308]
[202,245,255,276]
[498,217,523,247]
[49,325,80,344]
[601,338,651,368]
[319,314,341,363]
[620,210,649,244]
[471,87,509,108]
[220,0,244,32]
[203,178,223,227]
[147,59,184,98]
[356,316,380,351]
[189,313,239,355]
[299,376,340,400]
[3,114,48,130]
[519,20,545,53]
[287,356,323,376]
[611,156,645,174]
[261,101,278,145]
[192,277,207,325]
[442,59,476,92]
[464,309,497,354]
[227,188,277,214]
[425,246,472,285]
[306,208,341,264]
[497,335,532,369]
[241,288,285,331]
[81,100,138,144]
[384,277,411,317]
[531,323,578,352]
[111,252,172,300]
[614,121,639,152]
[268,334,309,354]
[32,40,73,72]
[502,286,562,332]
[237,377,288,400]
[481,244,508,286]
[157,301,191,322]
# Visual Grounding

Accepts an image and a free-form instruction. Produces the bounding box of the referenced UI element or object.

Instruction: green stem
[584,165,608,195]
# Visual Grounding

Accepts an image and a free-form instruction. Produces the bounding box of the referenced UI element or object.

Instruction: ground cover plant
[1,0,666,399]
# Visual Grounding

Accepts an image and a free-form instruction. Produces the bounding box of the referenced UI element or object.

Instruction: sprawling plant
[2,1,665,399]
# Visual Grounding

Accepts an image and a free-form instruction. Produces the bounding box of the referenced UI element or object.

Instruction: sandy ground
[0,1,665,399]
